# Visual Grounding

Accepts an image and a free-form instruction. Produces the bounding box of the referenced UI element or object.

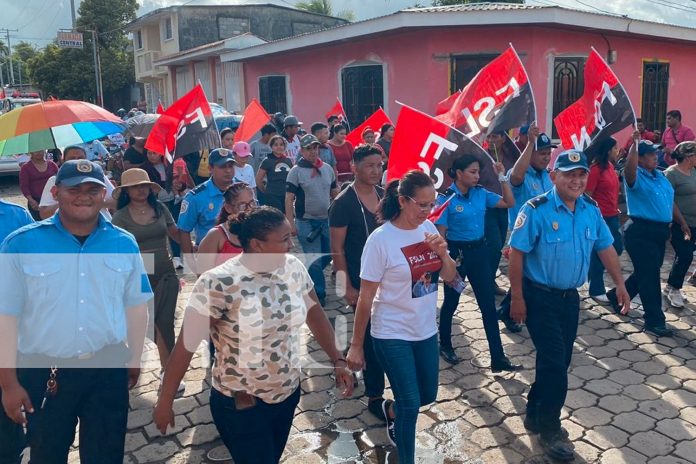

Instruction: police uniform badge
[552,221,559,231]
[76,160,93,172]
[514,212,527,230]
[455,205,464,212]
[180,200,189,214]
[568,152,581,162]
[208,202,215,211]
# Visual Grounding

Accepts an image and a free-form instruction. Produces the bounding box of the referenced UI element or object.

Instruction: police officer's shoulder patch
[514,212,527,229]
[527,196,549,209]
[180,200,189,214]
[582,193,599,207]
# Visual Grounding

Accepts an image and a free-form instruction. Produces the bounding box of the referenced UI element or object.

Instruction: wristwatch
[498,173,510,183]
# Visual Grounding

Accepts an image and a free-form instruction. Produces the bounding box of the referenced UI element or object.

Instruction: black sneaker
[439,346,460,365]
[524,415,570,440]
[606,291,623,315]
[644,324,674,337]
[540,430,575,461]
[490,356,523,373]
[368,398,387,421]
[382,399,396,446]
[499,312,523,333]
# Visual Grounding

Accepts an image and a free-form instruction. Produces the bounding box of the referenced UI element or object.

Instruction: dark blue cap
[553,150,589,172]
[535,133,557,151]
[208,148,237,167]
[55,160,106,187]
[638,140,661,156]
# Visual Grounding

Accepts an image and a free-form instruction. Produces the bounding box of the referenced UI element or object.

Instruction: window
[164,17,173,40]
[341,64,384,126]
[641,61,669,132]
[551,57,586,139]
[450,54,499,94]
[136,30,143,50]
[259,76,287,114]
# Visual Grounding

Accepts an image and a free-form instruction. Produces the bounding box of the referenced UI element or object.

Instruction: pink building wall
[242,25,696,143]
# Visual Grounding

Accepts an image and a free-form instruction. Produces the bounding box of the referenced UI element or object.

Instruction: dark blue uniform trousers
[524,283,580,435]
[18,368,129,464]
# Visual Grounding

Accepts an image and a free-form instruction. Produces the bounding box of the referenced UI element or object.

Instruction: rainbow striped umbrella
[0,100,126,156]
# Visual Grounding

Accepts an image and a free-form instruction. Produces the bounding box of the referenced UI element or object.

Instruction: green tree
[27,0,138,109]
[296,0,355,21]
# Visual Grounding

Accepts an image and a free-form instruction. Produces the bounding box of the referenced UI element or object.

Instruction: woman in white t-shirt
[232,141,257,191]
[347,170,456,464]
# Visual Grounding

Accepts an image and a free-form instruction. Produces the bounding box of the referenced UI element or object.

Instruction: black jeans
[667,223,696,290]
[524,282,580,436]
[210,387,300,464]
[18,368,129,464]
[0,389,24,464]
[609,219,669,327]
[354,318,385,399]
[439,239,505,360]
[484,208,508,284]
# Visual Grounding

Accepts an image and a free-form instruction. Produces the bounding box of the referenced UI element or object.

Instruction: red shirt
[328,140,354,175]
[587,164,620,217]
[19,160,59,201]
[623,130,655,152]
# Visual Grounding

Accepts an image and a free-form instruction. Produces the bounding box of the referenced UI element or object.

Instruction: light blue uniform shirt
[436,183,501,241]
[0,200,33,244]
[625,166,674,223]
[0,214,153,357]
[177,178,227,244]
[508,166,553,228]
[509,187,614,289]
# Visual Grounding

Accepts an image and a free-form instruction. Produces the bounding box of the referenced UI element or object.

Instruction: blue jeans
[373,335,439,464]
[295,218,330,301]
[588,215,623,296]
[210,387,300,464]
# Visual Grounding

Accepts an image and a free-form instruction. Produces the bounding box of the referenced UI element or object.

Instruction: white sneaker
[668,288,685,308]
[663,284,673,296]
[172,257,184,269]
[591,294,610,304]
[207,446,232,462]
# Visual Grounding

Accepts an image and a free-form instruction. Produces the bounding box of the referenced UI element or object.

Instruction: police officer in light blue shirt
[435,154,521,372]
[498,124,555,332]
[177,148,236,265]
[0,160,153,464]
[0,200,32,464]
[606,135,676,337]
[508,150,629,462]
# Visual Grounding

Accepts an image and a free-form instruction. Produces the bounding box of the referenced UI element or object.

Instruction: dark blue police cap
[553,150,589,172]
[55,160,106,187]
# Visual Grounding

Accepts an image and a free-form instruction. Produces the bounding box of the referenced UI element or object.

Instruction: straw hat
[112,168,161,199]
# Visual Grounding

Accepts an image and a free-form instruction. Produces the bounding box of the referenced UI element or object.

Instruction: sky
[0,0,695,50]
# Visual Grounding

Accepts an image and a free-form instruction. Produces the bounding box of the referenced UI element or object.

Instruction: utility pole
[0,29,18,86]
[81,29,103,107]
[70,0,77,30]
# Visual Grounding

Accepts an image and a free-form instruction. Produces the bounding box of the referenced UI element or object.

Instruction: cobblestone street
[2,178,695,463]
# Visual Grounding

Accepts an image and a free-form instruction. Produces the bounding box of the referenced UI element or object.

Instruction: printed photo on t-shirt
[400,241,442,298]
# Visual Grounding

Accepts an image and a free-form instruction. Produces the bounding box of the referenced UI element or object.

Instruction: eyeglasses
[236,199,259,212]
[405,196,436,212]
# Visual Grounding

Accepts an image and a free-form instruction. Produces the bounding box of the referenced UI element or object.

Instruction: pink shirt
[662,124,696,165]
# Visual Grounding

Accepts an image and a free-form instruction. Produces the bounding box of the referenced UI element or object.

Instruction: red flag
[145,84,215,163]
[234,99,271,143]
[427,192,455,222]
[435,90,462,116]
[325,98,348,125]
[0,89,5,99]
[346,108,392,147]
[437,45,536,141]
[554,48,635,152]
[387,104,493,193]
[156,100,165,114]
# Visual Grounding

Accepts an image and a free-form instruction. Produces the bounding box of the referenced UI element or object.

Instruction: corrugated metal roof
[403,3,544,13]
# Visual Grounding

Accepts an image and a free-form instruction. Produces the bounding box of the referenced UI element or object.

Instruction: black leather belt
[524,278,577,298]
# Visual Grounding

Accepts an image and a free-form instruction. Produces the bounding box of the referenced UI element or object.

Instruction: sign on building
[57,31,84,49]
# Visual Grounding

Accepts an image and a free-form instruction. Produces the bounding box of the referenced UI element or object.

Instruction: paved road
[2,176,695,463]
